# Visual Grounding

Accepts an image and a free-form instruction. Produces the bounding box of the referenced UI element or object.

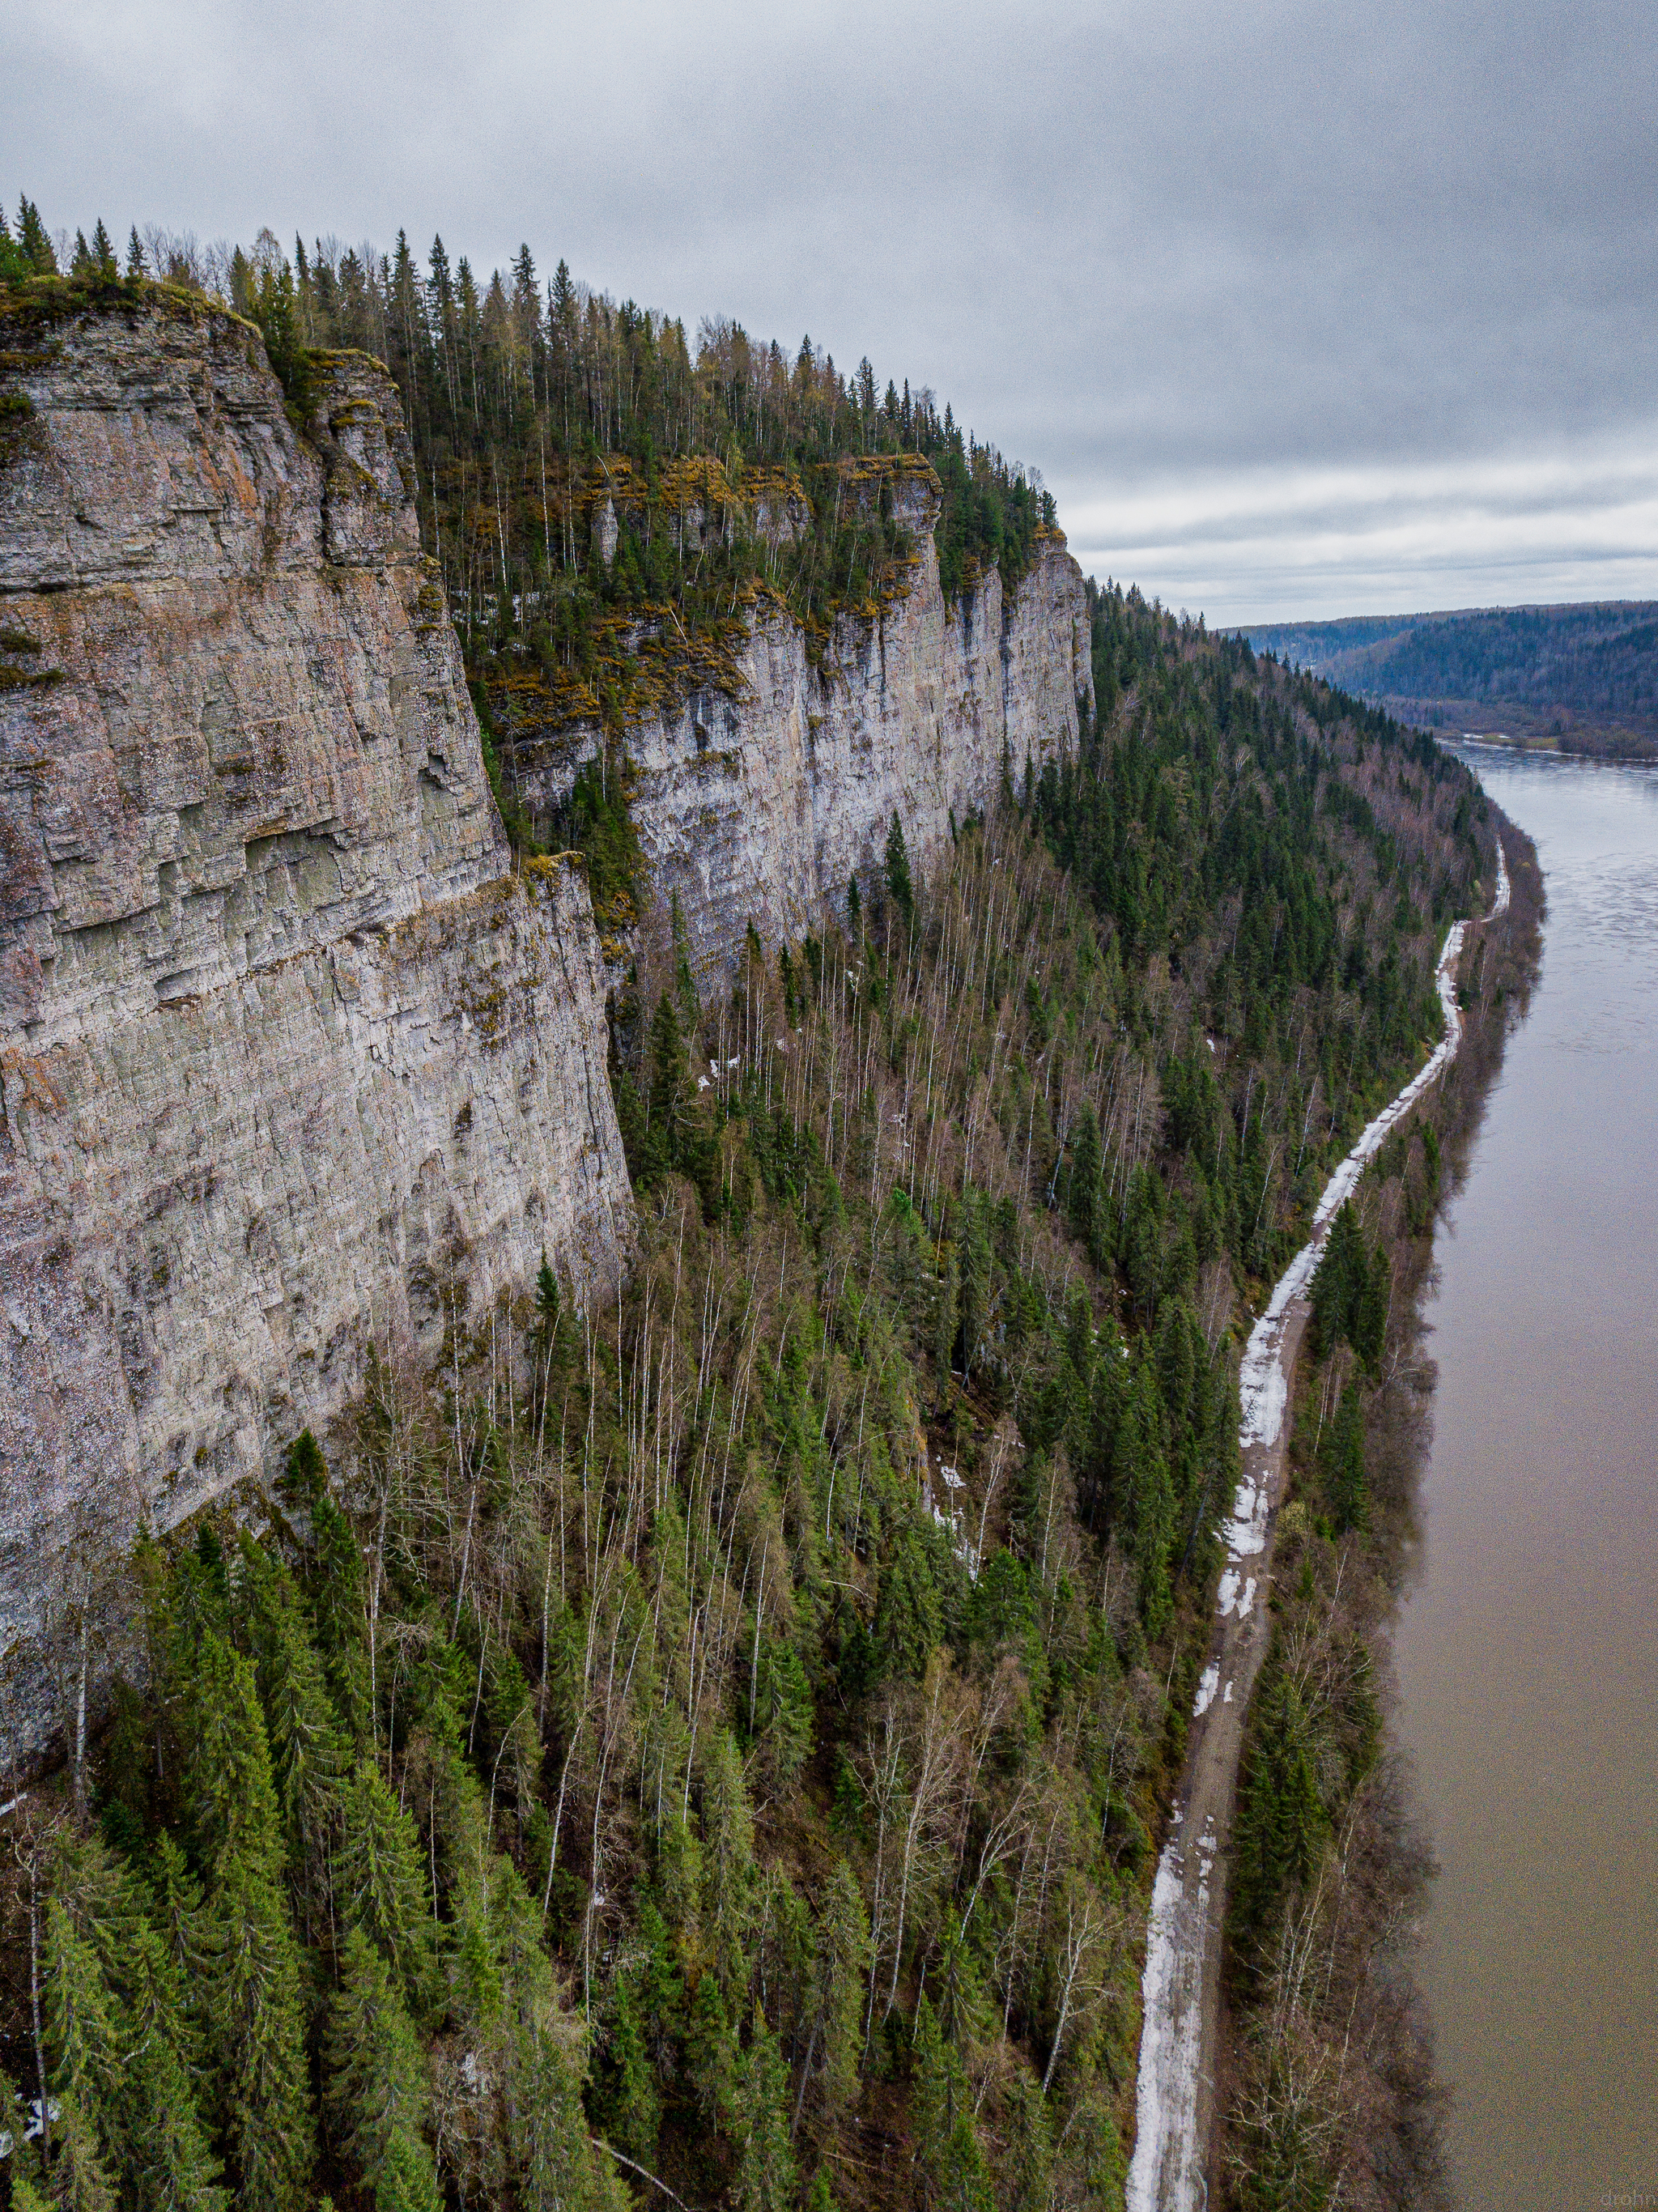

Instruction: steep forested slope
[1248,602,1658,757]
[1,574,1496,2212]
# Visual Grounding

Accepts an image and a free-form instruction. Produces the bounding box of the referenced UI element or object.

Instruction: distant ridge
[1240,599,1658,758]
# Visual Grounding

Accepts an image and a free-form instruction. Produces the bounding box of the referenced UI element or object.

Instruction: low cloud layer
[6,0,1654,621]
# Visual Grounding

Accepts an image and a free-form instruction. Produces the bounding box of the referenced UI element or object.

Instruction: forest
[0,193,1052,771]
[1248,602,1658,759]
[0,445,1503,2212]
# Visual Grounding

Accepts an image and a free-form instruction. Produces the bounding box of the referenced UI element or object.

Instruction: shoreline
[1124,838,1513,2212]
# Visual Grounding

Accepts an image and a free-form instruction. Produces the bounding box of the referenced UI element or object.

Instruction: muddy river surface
[1394,746,1658,2210]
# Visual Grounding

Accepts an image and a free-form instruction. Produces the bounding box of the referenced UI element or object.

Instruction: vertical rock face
[504,467,1095,976]
[0,294,629,1765]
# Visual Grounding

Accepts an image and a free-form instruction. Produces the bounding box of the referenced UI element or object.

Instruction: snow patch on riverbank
[1125,839,1509,2212]
[1126,1840,1206,2212]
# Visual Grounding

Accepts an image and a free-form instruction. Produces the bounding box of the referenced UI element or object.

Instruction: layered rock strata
[0,294,628,1765]
[504,468,1095,976]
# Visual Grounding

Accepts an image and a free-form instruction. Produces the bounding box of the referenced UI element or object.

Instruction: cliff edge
[0,289,629,1764]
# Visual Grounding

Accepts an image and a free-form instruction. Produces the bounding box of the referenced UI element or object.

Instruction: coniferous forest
[0,204,1524,2212]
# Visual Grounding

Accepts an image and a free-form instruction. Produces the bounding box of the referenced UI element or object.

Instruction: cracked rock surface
[0,296,628,1764]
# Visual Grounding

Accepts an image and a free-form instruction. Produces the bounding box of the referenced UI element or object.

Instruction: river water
[1394,744,1658,2211]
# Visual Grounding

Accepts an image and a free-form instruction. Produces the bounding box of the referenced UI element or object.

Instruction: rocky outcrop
[504,466,1094,976]
[0,291,629,1766]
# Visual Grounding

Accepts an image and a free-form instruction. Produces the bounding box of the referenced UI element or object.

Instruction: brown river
[1394,744,1658,2210]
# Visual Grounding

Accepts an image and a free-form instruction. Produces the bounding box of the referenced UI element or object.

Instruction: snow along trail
[1125,840,1510,2212]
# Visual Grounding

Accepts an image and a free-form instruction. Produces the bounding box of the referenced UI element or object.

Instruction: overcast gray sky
[6,0,1655,622]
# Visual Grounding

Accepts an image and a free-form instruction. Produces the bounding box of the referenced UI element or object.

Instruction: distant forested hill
[1245,601,1658,757]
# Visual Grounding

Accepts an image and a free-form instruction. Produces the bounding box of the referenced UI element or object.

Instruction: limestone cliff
[0,291,629,1765]
[502,463,1094,975]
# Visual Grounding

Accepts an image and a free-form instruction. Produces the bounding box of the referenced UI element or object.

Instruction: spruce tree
[43,1904,125,2175]
[592,1972,658,2164]
[0,211,28,287]
[884,810,915,934]
[911,1995,991,2212]
[682,1968,736,2123]
[733,2014,796,2212]
[1321,1389,1369,1534]
[18,197,56,273]
[235,1534,349,1928]
[520,2018,625,2212]
[185,1634,314,2211]
[324,1928,440,2212]
[336,1754,436,2012]
[645,990,693,1178]
[45,2099,117,2212]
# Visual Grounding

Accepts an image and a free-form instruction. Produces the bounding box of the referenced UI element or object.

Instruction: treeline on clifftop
[1,583,1500,2212]
[0,197,1054,776]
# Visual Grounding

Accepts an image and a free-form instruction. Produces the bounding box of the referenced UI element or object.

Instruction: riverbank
[1215,813,1542,2207]
[1125,815,1541,2211]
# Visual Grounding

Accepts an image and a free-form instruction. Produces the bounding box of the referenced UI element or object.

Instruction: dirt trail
[1124,843,1511,2212]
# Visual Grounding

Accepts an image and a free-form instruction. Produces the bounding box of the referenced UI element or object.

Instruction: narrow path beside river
[1124,841,1511,2212]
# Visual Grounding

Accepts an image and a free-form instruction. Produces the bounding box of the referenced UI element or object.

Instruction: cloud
[6,0,1656,619]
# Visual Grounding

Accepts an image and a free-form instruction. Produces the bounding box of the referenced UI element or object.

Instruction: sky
[6,0,1656,624]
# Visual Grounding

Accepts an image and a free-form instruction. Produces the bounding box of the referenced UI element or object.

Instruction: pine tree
[125,227,145,280]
